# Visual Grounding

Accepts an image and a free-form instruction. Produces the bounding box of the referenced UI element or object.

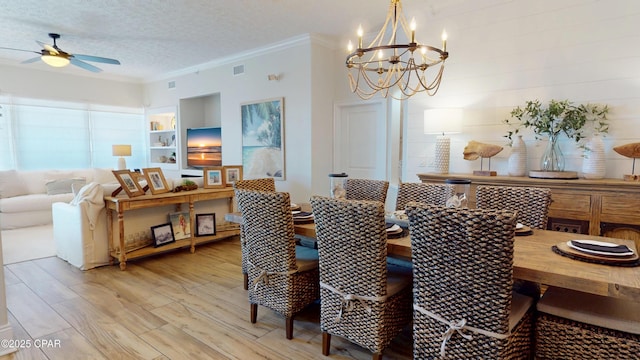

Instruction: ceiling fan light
[41,54,70,67]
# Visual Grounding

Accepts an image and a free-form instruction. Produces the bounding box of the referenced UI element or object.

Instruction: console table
[417,173,640,246]
[104,188,239,270]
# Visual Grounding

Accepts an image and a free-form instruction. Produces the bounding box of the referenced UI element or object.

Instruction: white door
[334,101,387,180]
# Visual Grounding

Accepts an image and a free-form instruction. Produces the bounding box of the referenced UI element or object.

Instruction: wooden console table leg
[189,201,196,253]
[106,207,114,265]
[118,211,127,270]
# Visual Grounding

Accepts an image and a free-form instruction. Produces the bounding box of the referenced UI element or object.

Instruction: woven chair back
[235,189,296,275]
[476,185,552,229]
[395,182,455,210]
[234,178,277,278]
[234,178,276,192]
[311,196,388,297]
[344,178,389,203]
[406,202,518,359]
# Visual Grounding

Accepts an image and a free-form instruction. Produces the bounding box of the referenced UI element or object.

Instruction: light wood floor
[1,237,413,360]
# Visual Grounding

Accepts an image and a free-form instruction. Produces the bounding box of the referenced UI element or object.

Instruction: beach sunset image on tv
[187,127,222,168]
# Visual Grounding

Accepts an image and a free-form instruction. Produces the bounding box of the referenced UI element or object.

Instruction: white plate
[386,224,401,232]
[516,223,524,229]
[292,210,301,215]
[567,240,634,257]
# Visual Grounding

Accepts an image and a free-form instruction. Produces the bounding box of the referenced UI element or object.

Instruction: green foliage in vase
[503,99,609,147]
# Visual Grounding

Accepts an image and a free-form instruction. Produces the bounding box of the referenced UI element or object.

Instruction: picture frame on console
[143,167,170,195]
[151,223,175,247]
[196,213,216,237]
[223,165,243,187]
[203,167,225,188]
[168,212,191,240]
[112,170,145,197]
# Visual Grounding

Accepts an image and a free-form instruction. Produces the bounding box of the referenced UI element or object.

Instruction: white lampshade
[423,108,463,135]
[112,144,132,170]
[424,109,463,174]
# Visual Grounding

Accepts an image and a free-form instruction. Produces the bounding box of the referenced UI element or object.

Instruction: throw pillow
[0,170,28,198]
[45,177,87,195]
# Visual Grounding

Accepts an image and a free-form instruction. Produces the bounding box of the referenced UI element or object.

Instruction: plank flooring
[0,238,413,359]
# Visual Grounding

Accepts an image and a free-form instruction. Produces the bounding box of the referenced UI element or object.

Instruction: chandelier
[346,0,449,100]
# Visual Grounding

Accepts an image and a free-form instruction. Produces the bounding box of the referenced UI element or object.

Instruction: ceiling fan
[0,33,121,73]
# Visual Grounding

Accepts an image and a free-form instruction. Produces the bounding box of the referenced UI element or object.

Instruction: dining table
[224,212,640,303]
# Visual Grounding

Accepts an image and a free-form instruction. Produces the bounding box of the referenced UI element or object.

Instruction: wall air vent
[167,80,176,89]
[233,64,245,76]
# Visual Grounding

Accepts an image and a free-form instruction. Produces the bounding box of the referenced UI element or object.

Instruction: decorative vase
[582,134,606,179]
[508,135,527,176]
[540,134,565,172]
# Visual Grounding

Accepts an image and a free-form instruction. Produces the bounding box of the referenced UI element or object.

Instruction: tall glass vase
[540,134,565,171]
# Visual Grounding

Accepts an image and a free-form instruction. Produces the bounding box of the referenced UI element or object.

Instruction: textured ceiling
[0,0,481,82]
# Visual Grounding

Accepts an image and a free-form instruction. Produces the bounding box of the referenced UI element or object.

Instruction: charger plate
[553,240,640,266]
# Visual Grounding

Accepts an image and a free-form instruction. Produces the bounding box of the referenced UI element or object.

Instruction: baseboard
[0,322,16,355]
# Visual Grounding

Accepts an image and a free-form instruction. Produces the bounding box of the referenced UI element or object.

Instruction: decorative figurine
[613,142,640,181]
[463,140,503,176]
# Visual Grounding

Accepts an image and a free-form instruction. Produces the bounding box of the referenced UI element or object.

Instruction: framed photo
[196,213,216,237]
[168,212,191,240]
[112,170,145,197]
[223,165,243,187]
[143,167,170,195]
[151,223,175,247]
[241,97,285,180]
[203,166,225,188]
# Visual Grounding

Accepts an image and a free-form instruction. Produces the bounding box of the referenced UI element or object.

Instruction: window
[0,98,144,171]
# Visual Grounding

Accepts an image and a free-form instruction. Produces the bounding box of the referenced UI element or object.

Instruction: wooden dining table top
[225,212,640,302]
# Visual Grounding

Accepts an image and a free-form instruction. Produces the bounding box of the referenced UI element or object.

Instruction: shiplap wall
[403,0,640,181]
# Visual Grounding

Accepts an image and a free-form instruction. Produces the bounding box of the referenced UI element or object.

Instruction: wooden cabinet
[417,173,640,248]
[104,188,239,270]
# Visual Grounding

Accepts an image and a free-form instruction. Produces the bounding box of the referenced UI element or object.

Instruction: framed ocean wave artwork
[241,97,285,181]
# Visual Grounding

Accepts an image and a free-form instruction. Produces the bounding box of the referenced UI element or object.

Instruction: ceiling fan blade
[73,54,120,65]
[21,57,42,64]
[70,57,102,73]
[0,46,40,54]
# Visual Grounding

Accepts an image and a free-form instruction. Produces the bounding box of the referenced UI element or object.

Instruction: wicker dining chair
[310,195,412,360]
[475,185,552,230]
[345,178,389,204]
[234,178,276,290]
[394,182,455,210]
[535,286,640,359]
[406,202,534,359]
[235,188,319,339]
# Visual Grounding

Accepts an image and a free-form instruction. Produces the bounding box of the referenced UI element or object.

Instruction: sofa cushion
[93,168,117,184]
[45,178,87,195]
[0,170,28,198]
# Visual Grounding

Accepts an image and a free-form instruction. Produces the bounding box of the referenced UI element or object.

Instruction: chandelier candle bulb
[410,18,416,43]
[357,25,363,49]
[442,30,447,52]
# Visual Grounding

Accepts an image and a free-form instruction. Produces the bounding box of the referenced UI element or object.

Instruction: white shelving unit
[147,107,180,178]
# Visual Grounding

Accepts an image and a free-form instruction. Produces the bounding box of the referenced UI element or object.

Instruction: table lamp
[112,144,132,170]
[424,109,463,174]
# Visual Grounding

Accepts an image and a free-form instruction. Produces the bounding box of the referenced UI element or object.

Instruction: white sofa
[52,182,110,270]
[0,168,118,230]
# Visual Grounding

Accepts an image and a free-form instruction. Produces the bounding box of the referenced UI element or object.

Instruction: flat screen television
[186,127,222,168]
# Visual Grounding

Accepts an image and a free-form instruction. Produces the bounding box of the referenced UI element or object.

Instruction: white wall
[0,65,142,107]
[397,0,640,181]
[143,36,331,203]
